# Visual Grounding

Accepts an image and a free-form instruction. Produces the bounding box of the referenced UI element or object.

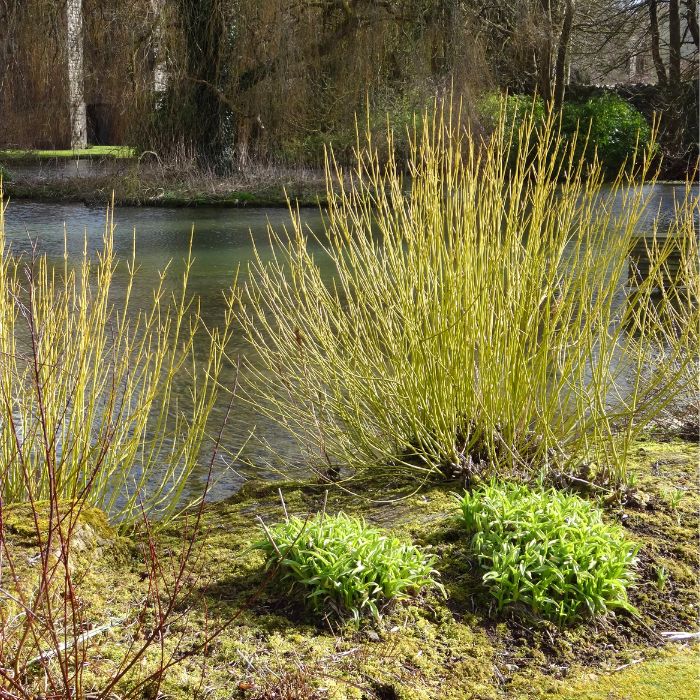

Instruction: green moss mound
[3,500,132,570]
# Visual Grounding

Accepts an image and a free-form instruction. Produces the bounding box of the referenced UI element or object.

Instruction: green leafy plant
[561,94,653,174]
[479,92,653,176]
[453,481,639,625]
[250,510,442,623]
[665,488,684,510]
[240,100,698,485]
[655,565,669,592]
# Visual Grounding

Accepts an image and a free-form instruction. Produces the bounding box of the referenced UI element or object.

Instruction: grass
[0,436,695,698]
[239,99,699,487]
[0,145,135,160]
[249,509,443,623]
[557,648,699,700]
[0,158,331,207]
[453,482,639,625]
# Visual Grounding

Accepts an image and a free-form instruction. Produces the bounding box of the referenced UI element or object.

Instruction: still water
[1,184,696,500]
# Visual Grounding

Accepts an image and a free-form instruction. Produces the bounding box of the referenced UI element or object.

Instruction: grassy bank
[0,146,135,160]
[4,437,696,699]
[0,158,331,207]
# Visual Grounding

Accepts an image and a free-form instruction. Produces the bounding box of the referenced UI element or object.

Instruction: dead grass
[1,158,336,207]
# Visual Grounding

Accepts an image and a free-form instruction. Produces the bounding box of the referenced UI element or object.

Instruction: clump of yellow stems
[240,102,698,485]
[627,186,699,440]
[0,193,235,525]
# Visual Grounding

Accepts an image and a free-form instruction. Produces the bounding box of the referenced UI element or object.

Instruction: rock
[625,490,650,509]
[3,500,131,574]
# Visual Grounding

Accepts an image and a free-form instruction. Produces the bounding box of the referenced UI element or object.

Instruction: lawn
[0,145,134,160]
[558,648,699,700]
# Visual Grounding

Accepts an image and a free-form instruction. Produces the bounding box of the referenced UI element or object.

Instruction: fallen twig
[26,618,123,668]
[256,516,281,557]
[612,657,644,672]
[661,631,700,642]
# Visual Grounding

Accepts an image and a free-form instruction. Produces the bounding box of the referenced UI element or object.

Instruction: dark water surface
[2,184,696,501]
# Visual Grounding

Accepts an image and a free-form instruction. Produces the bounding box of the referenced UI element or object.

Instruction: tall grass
[0,192,235,525]
[240,103,698,485]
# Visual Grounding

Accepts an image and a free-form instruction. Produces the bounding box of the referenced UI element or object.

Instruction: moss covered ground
[4,437,697,698]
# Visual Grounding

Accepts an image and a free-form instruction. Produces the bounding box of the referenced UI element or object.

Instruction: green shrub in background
[561,94,653,175]
[250,511,442,623]
[454,482,639,625]
[479,92,653,176]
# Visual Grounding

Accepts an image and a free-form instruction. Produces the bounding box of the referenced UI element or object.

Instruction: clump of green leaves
[561,93,653,174]
[454,482,639,625]
[250,512,442,623]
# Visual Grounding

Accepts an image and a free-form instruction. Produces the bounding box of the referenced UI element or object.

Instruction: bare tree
[668,0,682,84]
[687,0,699,47]
[649,0,668,85]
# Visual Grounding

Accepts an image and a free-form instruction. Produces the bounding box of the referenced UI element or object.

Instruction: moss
[555,648,699,700]
[3,500,131,563]
[0,146,134,160]
[0,438,696,699]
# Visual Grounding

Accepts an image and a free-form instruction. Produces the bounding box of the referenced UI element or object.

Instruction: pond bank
[6,436,698,699]
[4,156,693,210]
[0,158,330,208]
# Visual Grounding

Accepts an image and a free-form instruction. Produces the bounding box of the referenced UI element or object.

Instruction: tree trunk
[537,0,554,105]
[668,0,682,86]
[553,0,574,110]
[151,0,167,94]
[686,0,699,49]
[649,0,667,87]
[66,0,87,149]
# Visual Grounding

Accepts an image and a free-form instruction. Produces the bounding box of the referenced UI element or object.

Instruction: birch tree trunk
[151,0,168,94]
[66,0,87,149]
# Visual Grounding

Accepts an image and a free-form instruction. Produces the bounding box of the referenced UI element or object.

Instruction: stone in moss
[3,501,131,572]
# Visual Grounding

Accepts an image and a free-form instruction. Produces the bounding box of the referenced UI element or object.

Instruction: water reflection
[2,183,696,501]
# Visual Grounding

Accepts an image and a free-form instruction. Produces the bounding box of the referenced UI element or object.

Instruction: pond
[1,183,696,501]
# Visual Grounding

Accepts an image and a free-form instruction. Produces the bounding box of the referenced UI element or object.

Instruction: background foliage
[0,0,696,173]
